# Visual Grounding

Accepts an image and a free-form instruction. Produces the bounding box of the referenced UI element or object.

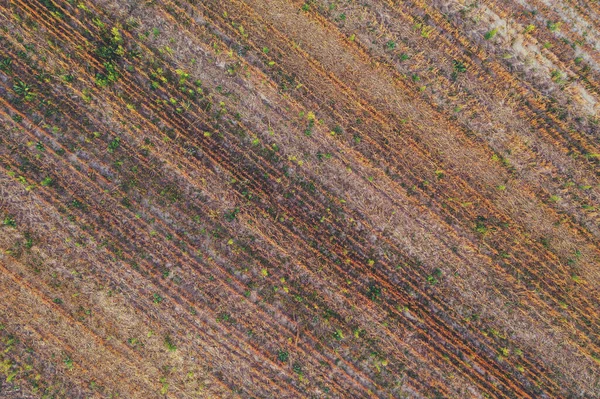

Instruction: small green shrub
[13,80,35,101]
[453,60,467,73]
[2,217,16,227]
[224,207,239,222]
[547,21,561,32]
[63,356,74,370]
[153,293,164,304]
[164,335,177,351]
[367,284,381,301]
[333,329,344,340]
[277,350,289,362]
[484,28,498,40]
[108,136,120,153]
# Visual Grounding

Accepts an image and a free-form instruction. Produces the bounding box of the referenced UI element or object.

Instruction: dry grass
[0,0,599,397]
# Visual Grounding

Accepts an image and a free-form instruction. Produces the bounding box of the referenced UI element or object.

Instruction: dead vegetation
[0,0,599,397]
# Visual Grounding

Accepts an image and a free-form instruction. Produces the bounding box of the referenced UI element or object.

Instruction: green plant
[40,0,64,18]
[70,199,86,209]
[427,269,442,285]
[217,312,232,323]
[2,217,16,227]
[331,125,343,136]
[95,62,120,87]
[304,118,315,137]
[484,28,498,40]
[0,57,12,72]
[159,376,169,394]
[453,60,467,73]
[13,80,36,101]
[547,21,561,32]
[23,232,33,249]
[474,216,488,235]
[164,335,177,351]
[63,356,74,370]
[550,70,567,85]
[292,362,303,375]
[333,329,344,340]
[153,293,164,304]
[108,136,120,153]
[452,60,467,81]
[95,73,109,87]
[367,284,381,301]
[277,350,289,362]
[415,23,434,38]
[224,207,240,222]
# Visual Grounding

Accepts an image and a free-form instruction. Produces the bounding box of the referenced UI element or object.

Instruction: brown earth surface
[0,0,599,397]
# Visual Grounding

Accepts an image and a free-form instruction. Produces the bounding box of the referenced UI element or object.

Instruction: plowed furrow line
[308,0,600,216]
[4,0,599,396]
[502,0,600,91]
[0,103,370,398]
[4,19,584,399]
[0,47,392,396]
[1,69,446,396]
[279,0,600,289]
[198,0,600,284]
[0,167,259,399]
[192,0,600,332]
[36,0,600,338]
[4,2,596,396]
[0,25,588,396]
[395,0,600,158]
[0,69,506,396]
[0,260,161,398]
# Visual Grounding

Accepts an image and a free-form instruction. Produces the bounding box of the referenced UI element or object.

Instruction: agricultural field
[0,0,599,397]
